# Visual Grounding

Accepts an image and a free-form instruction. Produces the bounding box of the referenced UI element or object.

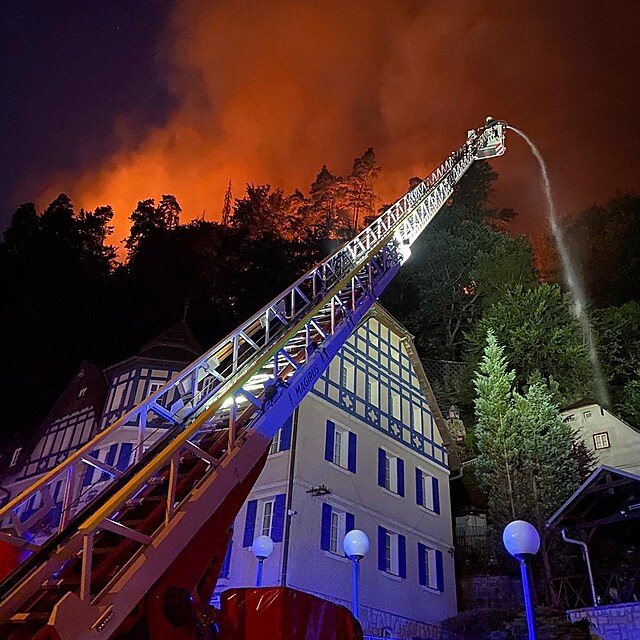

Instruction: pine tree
[345,148,379,232]
[474,331,587,604]
[474,330,519,524]
[221,180,232,226]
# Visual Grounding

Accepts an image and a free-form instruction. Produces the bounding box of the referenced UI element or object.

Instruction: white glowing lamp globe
[503,520,540,557]
[343,530,370,560]
[251,535,274,560]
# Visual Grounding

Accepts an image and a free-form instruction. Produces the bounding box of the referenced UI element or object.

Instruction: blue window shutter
[321,503,332,551]
[345,512,355,534]
[82,450,99,486]
[325,421,335,462]
[435,550,444,591]
[398,534,407,578]
[101,444,118,481]
[416,468,424,506]
[348,432,357,473]
[418,543,427,586]
[116,443,133,472]
[280,415,293,451]
[432,476,440,514]
[397,457,405,497]
[243,500,257,547]
[272,494,286,543]
[377,526,386,571]
[377,448,386,487]
[221,540,233,578]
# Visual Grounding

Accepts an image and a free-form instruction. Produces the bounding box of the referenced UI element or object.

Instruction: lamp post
[503,520,540,640]
[343,529,370,620]
[251,535,274,587]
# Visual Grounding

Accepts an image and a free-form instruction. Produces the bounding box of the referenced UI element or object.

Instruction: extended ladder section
[0,121,506,639]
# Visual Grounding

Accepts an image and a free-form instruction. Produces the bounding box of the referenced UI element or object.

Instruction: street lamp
[503,520,541,640]
[343,529,370,620]
[251,535,274,587]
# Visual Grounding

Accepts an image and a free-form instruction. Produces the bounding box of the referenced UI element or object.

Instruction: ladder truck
[0,119,507,640]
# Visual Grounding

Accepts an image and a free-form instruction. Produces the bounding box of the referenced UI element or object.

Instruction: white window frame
[10,447,22,467]
[329,510,348,555]
[332,426,349,469]
[565,414,575,422]
[148,381,163,396]
[418,469,435,511]
[341,364,354,391]
[269,429,282,455]
[422,545,438,589]
[384,530,400,575]
[390,392,401,419]
[366,377,379,405]
[593,432,610,450]
[260,499,275,538]
[583,410,592,420]
[383,449,398,493]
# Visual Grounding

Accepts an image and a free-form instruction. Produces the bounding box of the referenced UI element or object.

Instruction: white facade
[561,402,640,475]
[216,308,457,637]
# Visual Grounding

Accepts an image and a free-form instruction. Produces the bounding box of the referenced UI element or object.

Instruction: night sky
[1,0,639,242]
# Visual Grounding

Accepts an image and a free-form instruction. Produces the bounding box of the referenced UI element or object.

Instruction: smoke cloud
[41,0,640,243]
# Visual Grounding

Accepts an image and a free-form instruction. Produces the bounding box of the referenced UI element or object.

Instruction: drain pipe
[561,529,598,607]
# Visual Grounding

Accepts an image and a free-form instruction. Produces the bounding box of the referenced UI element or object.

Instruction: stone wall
[568,602,640,640]
[458,575,522,610]
[306,589,458,639]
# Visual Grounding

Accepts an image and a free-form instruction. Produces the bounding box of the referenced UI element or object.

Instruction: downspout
[561,529,598,607]
[280,407,299,587]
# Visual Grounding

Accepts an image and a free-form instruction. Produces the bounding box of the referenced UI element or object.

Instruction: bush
[441,607,592,639]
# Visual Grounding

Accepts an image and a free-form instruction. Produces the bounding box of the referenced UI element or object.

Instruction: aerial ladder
[0,119,507,640]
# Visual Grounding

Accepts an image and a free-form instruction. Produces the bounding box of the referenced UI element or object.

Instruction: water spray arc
[507,125,610,406]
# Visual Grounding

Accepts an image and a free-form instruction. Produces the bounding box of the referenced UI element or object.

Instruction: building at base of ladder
[0,305,459,638]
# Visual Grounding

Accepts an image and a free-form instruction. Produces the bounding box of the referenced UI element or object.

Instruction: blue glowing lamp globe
[503,520,540,557]
[343,529,370,560]
[251,535,274,560]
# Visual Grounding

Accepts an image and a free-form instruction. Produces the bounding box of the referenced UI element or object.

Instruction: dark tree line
[0,149,380,444]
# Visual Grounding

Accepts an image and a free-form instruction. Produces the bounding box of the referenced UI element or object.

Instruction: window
[593,432,610,450]
[330,511,340,554]
[148,381,163,396]
[377,526,406,578]
[325,421,357,473]
[366,378,378,405]
[564,414,575,422]
[321,503,355,555]
[9,448,22,467]
[242,495,286,546]
[261,500,275,537]
[415,468,440,513]
[341,364,354,391]
[378,449,404,496]
[333,428,344,466]
[269,431,281,455]
[269,415,292,455]
[418,543,444,591]
[583,410,592,420]
[390,393,401,419]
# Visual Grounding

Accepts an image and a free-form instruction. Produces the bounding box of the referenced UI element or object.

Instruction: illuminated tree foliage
[382,162,537,361]
[474,331,585,602]
[593,302,640,425]
[466,284,592,405]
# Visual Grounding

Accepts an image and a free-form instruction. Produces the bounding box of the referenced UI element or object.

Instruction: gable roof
[138,320,203,362]
[547,465,640,535]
